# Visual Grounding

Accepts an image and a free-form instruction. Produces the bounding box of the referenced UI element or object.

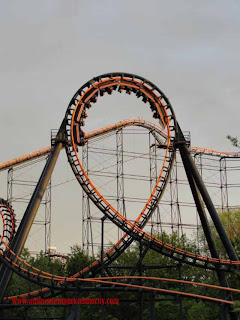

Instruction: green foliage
[2,221,240,319]
[187,301,219,320]
[219,210,240,253]
[200,209,240,258]
[234,300,240,313]
[66,244,94,276]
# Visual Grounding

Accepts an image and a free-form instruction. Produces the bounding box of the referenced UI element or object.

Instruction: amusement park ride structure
[0,73,240,319]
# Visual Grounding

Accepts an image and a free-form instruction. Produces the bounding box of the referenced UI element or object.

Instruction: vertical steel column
[82,141,88,253]
[149,132,162,236]
[0,136,64,301]
[179,144,233,320]
[181,151,219,258]
[193,153,203,250]
[116,129,126,240]
[100,216,106,320]
[101,216,107,277]
[220,157,229,213]
[176,122,238,262]
[179,142,238,261]
[82,141,94,257]
[178,264,183,320]
[7,168,13,206]
[67,304,80,320]
[149,292,155,320]
[169,155,182,238]
[138,241,144,320]
[44,178,51,254]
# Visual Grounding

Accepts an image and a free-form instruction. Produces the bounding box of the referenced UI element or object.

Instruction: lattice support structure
[1,73,240,320]
[80,129,240,254]
[44,179,51,254]
[7,168,13,206]
[220,157,229,213]
[193,153,203,248]
[169,157,182,239]
[116,129,126,240]
[6,159,52,254]
[149,132,162,237]
[82,141,94,257]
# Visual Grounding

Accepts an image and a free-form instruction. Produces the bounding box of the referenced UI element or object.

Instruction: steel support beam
[116,129,126,240]
[176,123,238,262]
[82,141,94,256]
[180,148,220,258]
[149,292,155,320]
[101,216,107,277]
[149,133,162,237]
[177,123,238,320]
[179,146,231,319]
[0,123,65,301]
[220,157,229,213]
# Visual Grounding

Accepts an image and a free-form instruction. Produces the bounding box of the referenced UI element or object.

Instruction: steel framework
[5,157,52,254]
[0,73,240,320]
[81,130,240,255]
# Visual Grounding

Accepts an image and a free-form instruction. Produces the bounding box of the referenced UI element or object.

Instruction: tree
[66,244,94,276]
[227,135,240,148]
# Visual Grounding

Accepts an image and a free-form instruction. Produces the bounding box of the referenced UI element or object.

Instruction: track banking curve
[65,73,240,269]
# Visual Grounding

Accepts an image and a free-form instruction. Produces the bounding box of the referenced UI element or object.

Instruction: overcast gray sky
[1,1,240,253]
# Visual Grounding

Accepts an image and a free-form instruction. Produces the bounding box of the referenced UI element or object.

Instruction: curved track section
[65,73,176,234]
[0,199,15,251]
[65,73,240,270]
[0,253,237,306]
[1,73,239,303]
[1,115,176,300]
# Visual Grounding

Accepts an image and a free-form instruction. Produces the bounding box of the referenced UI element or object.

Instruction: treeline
[1,210,240,319]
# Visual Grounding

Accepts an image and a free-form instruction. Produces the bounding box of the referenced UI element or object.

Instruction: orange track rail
[1,125,240,300]
[0,122,239,172]
[1,72,239,304]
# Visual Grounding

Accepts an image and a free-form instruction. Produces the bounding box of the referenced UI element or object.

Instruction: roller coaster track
[0,201,15,250]
[1,131,239,172]
[0,73,239,311]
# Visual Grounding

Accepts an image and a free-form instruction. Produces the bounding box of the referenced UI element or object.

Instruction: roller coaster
[0,73,240,319]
